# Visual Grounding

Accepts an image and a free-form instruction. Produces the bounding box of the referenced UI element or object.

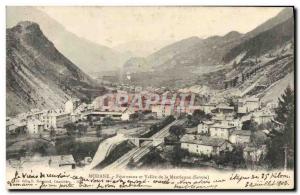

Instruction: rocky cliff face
[6,21,105,116]
[7,7,132,74]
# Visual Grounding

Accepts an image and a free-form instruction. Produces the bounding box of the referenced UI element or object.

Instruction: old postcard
[6,6,295,190]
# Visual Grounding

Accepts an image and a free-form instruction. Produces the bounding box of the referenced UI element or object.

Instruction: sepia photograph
[5,6,295,190]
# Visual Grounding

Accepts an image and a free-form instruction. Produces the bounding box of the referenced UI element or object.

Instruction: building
[228,119,243,130]
[200,104,216,114]
[75,103,88,113]
[209,123,236,140]
[213,103,235,116]
[180,135,233,157]
[197,121,214,135]
[43,110,70,129]
[252,110,274,124]
[188,104,216,115]
[229,130,252,145]
[86,111,124,121]
[16,113,28,122]
[54,128,68,135]
[121,108,135,121]
[266,101,278,110]
[238,97,260,114]
[6,118,26,136]
[27,119,44,135]
[212,113,234,124]
[211,103,234,124]
[26,109,47,121]
[64,98,81,113]
[70,112,81,123]
[151,104,174,118]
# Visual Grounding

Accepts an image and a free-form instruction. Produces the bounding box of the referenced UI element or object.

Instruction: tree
[160,115,175,128]
[96,125,102,137]
[256,122,273,131]
[192,109,206,121]
[227,146,246,168]
[266,86,294,169]
[186,109,209,127]
[193,109,211,122]
[170,146,188,166]
[150,124,158,132]
[77,124,87,136]
[49,127,56,139]
[130,112,144,120]
[102,117,114,126]
[242,117,257,131]
[64,123,76,136]
[275,86,294,125]
[242,116,258,141]
[139,148,166,168]
[169,125,186,140]
[214,146,245,169]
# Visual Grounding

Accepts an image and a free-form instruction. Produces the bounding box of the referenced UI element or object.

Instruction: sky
[38,6,283,47]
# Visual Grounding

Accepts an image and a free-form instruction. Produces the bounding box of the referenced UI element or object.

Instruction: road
[103,119,185,170]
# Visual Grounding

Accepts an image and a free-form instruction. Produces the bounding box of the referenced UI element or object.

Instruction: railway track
[103,119,185,170]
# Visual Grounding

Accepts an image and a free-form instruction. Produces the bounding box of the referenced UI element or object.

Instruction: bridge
[127,137,164,147]
[86,134,164,170]
[86,119,185,170]
[103,119,185,170]
[83,111,123,120]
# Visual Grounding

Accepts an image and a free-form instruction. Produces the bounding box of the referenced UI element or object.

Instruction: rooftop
[185,127,198,134]
[239,97,260,103]
[27,118,43,125]
[211,123,236,129]
[252,110,275,117]
[231,130,252,136]
[201,121,215,125]
[180,135,227,147]
[217,106,234,110]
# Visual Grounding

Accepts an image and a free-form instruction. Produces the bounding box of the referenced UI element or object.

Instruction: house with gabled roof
[180,135,233,157]
[229,130,252,145]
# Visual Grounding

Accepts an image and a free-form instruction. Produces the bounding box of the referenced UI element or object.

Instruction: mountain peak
[9,21,43,37]
[6,22,101,116]
[16,21,41,31]
[224,31,243,39]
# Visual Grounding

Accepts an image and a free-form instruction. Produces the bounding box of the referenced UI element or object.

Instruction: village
[6,84,281,171]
